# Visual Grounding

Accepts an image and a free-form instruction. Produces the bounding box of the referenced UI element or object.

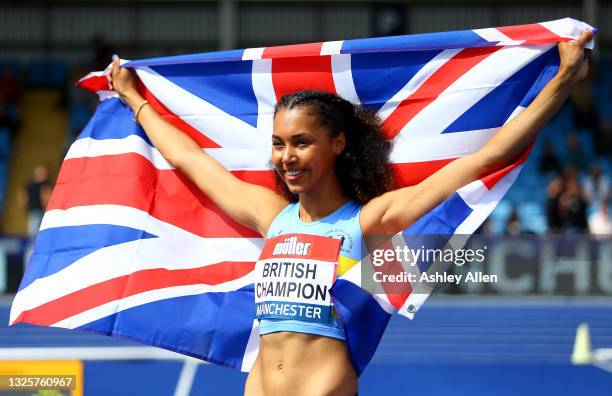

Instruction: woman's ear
[334,132,346,155]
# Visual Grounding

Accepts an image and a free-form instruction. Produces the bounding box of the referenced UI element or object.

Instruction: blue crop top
[259,200,364,340]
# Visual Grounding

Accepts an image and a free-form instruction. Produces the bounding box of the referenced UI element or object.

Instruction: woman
[109,30,593,396]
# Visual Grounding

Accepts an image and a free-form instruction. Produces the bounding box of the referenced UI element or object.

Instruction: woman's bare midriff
[244,332,357,396]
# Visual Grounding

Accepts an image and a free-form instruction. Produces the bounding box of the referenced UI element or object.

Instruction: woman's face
[272,106,345,197]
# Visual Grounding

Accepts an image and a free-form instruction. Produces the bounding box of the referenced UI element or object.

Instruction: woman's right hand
[107,55,141,105]
[556,30,594,88]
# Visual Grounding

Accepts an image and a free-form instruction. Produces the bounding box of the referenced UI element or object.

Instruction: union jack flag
[9,18,594,374]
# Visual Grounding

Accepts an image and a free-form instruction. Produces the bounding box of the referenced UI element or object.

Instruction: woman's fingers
[111,57,119,78]
[574,30,594,80]
[107,65,114,90]
[106,55,139,103]
[575,30,594,48]
[556,29,596,85]
[108,55,123,92]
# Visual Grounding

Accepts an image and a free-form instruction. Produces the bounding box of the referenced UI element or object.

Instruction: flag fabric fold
[10,18,594,374]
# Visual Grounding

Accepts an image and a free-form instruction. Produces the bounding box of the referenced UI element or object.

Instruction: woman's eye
[272,141,284,147]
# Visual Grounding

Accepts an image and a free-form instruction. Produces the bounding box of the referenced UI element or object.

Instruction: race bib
[254,233,341,323]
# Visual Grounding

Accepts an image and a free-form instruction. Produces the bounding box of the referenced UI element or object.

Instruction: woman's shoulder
[265,201,298,237]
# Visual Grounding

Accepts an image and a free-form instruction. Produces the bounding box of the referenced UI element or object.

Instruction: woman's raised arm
[361,30,594,235]
[109,57,288,236]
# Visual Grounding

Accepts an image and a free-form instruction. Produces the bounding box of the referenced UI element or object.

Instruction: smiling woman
[271,91,395,210]
[107,29,593,396]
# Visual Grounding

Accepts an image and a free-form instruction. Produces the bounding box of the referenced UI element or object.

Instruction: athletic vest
[258,199,363,340]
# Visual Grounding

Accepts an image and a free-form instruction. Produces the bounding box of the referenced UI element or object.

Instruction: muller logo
[273,236,311,256]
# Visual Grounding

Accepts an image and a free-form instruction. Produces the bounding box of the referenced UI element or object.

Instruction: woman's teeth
[287,170,303,176]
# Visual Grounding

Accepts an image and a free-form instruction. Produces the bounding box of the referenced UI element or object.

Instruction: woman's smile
[285,169,306,182]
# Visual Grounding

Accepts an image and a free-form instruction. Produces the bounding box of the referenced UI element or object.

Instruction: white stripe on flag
[331,54,361,105]
[454,165,523,234]
[66,136,173,170]
[390,125,497,163]
[41,204,167,233]
[241,320,260,372]
[540,18,595,49]
[472,28,524,46]
[97,90,121,101]
[321,40,344,56]
[206,146,272,170]
[377,48,462,123]
[243,47,265,60]
[52,275,254,329]
[391,105,524,171]
[398,291,430,319]
[66,136,272,171]
[135,66,267,148]
[393,45,553,145]
[252,58,276,134]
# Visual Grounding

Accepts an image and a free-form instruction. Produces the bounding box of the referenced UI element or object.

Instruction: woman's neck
[298,187,349,223]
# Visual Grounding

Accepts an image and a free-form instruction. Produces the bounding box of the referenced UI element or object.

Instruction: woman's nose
[282,146,296,163]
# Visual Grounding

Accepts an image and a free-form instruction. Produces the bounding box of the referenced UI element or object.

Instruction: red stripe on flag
[368,238,412,309]
[480,145,530,189]
[13,261,255,327]
[382,46,501,139]
[392,147,529,192]
[136,80,221,148]
[270,53,337,101]
[392,146,529,191]
[77,75,108,93]
[48,154,275,238]
[392,158,456,187]
[498,23,560,42]
[263,42,324,59]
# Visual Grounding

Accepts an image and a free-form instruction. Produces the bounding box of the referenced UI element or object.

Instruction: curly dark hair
[273,90,395,204]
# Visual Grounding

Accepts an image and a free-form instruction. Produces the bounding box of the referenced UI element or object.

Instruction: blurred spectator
[0,65,21,105]
[563,132,586,172]
[92,35,113,71]
[583,164,610,205]
[570,78,598,133]
[570,71,612,156]
[558,173,588,234]
[18,165,53,238]
[0,94,21,141]
[474,218,492,235]
[546,175,564,233]
[62,67,97,157]
[599,118,612,157]
[546,167,589,234]
[588,200,612,236]
[0,65,22,143]
[538,139,561,174]
[504,209,522,235]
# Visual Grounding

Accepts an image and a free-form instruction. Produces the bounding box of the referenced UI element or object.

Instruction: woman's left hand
[557,30,594,87]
